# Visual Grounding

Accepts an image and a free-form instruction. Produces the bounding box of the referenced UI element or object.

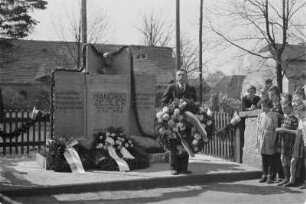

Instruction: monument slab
[54,72,85,138]
[87,74,131,137]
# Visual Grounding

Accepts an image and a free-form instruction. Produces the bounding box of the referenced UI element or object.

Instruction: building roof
[259,43,306,79]
[213,75,246,99]
[259,43,306,61]
[0,39,175,85]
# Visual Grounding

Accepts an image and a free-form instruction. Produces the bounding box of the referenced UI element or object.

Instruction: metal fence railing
[0,110,49,155]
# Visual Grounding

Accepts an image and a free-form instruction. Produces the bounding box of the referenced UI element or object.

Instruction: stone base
[36,151,170,171]
[147,152,170,163]
[243,117,261,169]
[36,153,46,169]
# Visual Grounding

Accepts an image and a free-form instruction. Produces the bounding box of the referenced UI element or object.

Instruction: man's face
[177,70,187,85]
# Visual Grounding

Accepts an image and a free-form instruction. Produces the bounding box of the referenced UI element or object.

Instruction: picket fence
[0,110,237,161]
[0,110,49,155]
[203,112,236,161]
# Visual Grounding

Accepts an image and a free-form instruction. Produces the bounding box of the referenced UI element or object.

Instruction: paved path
[11,180,306,204]
[0,154,261,197]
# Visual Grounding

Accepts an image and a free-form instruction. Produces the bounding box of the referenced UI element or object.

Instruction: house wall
[0,40,176,110]
[284,61,306,94]
[0,83,49,110]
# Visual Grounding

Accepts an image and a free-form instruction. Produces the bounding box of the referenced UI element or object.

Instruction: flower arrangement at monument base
[155,98,215,155]
[45,127,149,172]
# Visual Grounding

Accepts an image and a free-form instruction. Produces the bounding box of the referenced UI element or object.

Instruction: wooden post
[81,0,87,70]
[199,0,203,104]
[235,126,242,163]
[176,0,181,70]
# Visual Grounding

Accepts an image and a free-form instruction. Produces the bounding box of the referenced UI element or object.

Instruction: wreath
[155,98,215,154]
[45,127,149,172]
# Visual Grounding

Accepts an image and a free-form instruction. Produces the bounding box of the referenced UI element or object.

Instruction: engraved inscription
[136,93,154,110]
[93,92,127,113]
[55,91,84,110]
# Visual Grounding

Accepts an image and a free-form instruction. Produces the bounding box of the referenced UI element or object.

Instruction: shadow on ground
[12,181,304,204]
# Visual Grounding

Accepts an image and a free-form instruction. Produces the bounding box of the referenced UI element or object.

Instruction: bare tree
[52,1,110,68]
[180,36,199,72]
[206,0,306,92]
[136,9,210,77]
[136,9,173,47]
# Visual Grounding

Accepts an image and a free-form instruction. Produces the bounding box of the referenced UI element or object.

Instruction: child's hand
[275,127,284,133]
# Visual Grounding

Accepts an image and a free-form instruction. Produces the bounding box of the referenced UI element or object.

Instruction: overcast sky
[26,0,243,74]
[28,0,202,44]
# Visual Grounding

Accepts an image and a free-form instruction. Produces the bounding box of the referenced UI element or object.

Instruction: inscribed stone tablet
[54,72,85,139]
[87,75,131,137]
[130,74,156,135]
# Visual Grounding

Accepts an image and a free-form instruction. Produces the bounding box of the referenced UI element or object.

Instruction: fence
[0,110,239,162]
[202,112,237,161]
[0,110,50,155]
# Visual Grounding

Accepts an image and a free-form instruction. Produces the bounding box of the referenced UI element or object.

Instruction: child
[292,100,306,189]
[275,94,299,186]
[257,98,279,183]
[280,99,306,188]
[268,86,284,182]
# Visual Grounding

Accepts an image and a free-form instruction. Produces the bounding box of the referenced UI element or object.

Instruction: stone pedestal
[242,117,261,169]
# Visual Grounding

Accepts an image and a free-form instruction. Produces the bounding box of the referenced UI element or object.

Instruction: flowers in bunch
[191,131,203,153]
[156,99,188,135]
[94,128,134,151]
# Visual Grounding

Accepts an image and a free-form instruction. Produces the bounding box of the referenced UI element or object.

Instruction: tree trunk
[276,55,283,93]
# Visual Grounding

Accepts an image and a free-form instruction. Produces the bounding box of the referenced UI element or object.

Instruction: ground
[11,179,306,204]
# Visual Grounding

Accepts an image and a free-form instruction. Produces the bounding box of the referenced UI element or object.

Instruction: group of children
[256,83,306,189]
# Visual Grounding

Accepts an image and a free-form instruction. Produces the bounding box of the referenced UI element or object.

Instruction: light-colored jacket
[256,112,279,155]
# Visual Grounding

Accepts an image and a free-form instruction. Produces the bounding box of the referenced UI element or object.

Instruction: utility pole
[199,0,203,104]
[176,0,181,70]
[81,0,87,70]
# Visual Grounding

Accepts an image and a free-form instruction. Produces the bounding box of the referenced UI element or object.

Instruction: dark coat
[160,83,197,105]
[241,95,261,111]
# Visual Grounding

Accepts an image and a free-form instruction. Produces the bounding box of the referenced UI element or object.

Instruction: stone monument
[53,46,156,148]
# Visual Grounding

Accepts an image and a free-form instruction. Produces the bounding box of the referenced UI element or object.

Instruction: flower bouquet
[92,127,149,171]
[155,98,215,155]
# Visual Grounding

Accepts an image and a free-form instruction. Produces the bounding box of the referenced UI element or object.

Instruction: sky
[26,0,243,75]
[29,0,201,44]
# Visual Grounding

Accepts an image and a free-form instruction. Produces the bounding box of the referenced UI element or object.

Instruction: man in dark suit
[160,69,197,175]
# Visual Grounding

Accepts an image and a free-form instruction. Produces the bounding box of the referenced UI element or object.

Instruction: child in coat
[275,94,299,186]
[257,98,279,183]
[268,86,284,182]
